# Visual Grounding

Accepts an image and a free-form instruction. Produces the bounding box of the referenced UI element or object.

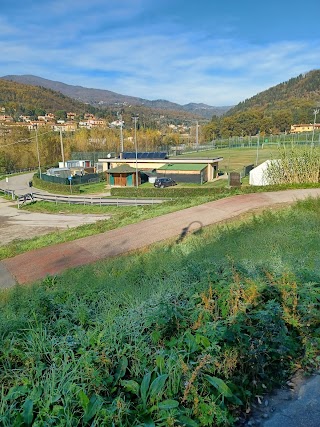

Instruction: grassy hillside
[1,197,320,426]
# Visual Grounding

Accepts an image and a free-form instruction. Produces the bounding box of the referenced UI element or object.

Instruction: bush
[110,182,320,199]
[266,146,320,185]
[33,175,82,194]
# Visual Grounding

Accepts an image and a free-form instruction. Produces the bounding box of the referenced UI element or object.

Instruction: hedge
[111,182,320,199]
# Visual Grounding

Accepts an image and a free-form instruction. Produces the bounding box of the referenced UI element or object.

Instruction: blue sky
[1,0,319,106]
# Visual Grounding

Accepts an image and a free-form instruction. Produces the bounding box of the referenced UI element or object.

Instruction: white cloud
[1,2,320,105]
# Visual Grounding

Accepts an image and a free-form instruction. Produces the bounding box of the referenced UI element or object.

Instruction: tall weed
[1,198,320,425]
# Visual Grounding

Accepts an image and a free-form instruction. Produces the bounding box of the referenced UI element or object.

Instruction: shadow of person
[176,221,203,244]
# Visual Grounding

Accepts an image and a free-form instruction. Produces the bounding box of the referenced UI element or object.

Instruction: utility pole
[59,127,65,167]
[35,127,41,178]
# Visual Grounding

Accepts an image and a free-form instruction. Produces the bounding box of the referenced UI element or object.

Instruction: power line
[0,129,55,147]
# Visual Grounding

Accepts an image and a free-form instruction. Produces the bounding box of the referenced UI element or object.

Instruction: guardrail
[0,188,15,199]
[17,192,169,208]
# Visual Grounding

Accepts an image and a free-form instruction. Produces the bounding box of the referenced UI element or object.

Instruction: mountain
[226,69,320,117]
[0,79,96,117]
[203,69,320,138]
[1,75,231,119]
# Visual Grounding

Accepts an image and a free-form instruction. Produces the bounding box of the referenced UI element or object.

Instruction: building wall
[290,124,320,133]
[109,161,165,170]
[157,172,202,184]
[102,160,220,182]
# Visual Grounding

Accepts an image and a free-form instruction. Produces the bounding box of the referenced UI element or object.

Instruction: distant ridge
[0,79,94,114]
[0,74,231,118]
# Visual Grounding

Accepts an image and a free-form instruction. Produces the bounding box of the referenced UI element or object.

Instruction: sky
[0,0,320,106]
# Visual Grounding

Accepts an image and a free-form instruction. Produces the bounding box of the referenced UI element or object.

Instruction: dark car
[154,177,177,188]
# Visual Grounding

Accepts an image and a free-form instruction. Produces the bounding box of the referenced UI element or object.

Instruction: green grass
[32,176,109,195]
[2,181,320,260]
[77,181,110,194]
[0,193,224,260]
[175,146,281,172]
[1,198,320,426]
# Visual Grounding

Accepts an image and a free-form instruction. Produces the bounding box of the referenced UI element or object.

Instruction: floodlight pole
[132,115,139,188]
[255,131,260,166]
[311,109,319,146]
[118,113,124,153]
[196,120,199,149]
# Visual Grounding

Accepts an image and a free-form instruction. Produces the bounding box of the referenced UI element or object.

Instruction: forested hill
[0,79,211,125]
[203,70,320,139]
[0,79,96,117]
[227,69,320,116]
[1,74,231,119]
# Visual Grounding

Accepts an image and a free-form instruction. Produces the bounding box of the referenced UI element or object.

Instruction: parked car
[154,177,177,188]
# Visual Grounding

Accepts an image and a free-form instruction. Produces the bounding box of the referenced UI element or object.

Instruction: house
[67,112,76,120]
[27,121,47,130]
[109,119,124,128]
[0,115,13,122]
[46,167,71,178]
[79,121,91,129]
[84,113,95,120]
[106,164,141,187]
[290,123,320,133]
[88,119,106,128]
[59,160,92,169]
[52,122,77,132]
[19,115,31,122]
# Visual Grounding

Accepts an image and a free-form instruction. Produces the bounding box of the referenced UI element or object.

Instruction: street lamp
[132,115,139,188]
[311,109,319,146]
[59,127,65,167]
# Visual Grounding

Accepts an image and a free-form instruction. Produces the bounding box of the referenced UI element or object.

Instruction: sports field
[175,145,281,172]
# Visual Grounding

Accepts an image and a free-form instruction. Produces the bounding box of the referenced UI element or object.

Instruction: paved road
[0,172,111,248]
[1,187,320,287]
[244,373,320,427]
[0,172,42,196]
[0,173,165,248]
[0,173,165,206]
[0,197,110,246]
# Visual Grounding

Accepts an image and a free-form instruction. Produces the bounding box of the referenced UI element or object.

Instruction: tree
[272,110,293,133]
[55,110,67,120]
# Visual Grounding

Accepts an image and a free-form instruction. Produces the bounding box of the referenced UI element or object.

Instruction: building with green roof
[100,154,223,185]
